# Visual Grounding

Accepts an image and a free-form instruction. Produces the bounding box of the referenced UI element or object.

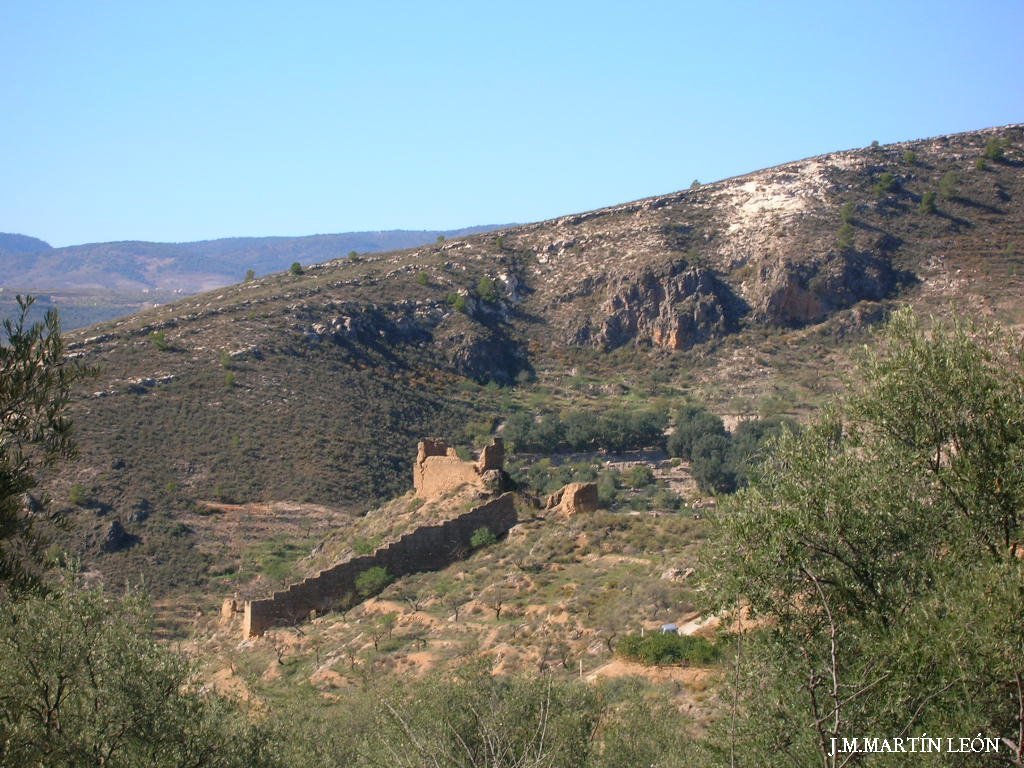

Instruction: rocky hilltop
[45,124,1024,597]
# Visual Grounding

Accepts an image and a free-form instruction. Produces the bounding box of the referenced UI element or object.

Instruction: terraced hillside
[44,124,1024,603]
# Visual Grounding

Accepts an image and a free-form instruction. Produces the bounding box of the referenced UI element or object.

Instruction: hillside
[41,124,1024,610]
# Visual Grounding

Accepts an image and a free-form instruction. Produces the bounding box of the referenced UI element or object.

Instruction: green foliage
[872,171,897,196]
[476,276,499,303]
[702,309,1024,764]
[690,179,701,189]
[616,632,719,666]
[287,664,698,768]
[984,136,1007,161]
[68,483,88,506]
[0,578,272,767]
[505,407,667,454]
[901,149,917,165]
[838,201,855,224]
[690,432,734,493]
[624,463,656,489]
[446,292,468,314]
[352,536,379,555]
[836,221,855,250]
[224,371,236,388]
[150,330,169,351]
[668,406,791,494]
[355,565,392,597]
[289,261,303,276]
[436,235,445,244]
[976,156,987,170]
[667,404,726,460]
[470,526,497,549]
[920,189,937,213]
[939,169,959,200]
[244,268,256,282]
[415,270,429,286]
[0,297,84,594]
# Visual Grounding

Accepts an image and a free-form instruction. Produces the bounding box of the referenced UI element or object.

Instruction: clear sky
[2,1,1022,247]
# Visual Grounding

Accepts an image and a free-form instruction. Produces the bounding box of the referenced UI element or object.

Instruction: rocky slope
[42,124,1024,599]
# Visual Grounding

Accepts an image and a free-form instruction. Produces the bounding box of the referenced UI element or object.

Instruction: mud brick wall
[242,492,517,638]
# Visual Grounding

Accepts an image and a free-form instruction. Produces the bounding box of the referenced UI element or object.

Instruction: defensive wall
[241,491,517,638]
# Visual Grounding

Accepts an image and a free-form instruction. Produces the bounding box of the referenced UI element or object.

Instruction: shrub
[150,331,169,351]
[69,483,88,506]
[872,171,897,196]
[983,136,1007,161]
[447,293,468,314]
[624,464,656,489]
[837,222,855,250]
[839,201,855,224]
[289,262,304,276]
[939,170,959,200]
[920,190,937,214]
[355,565,392,597]
[353,537,378,555]
[244,268,256,282]
[470,527,497,549]
[616,632,719,666]
[901,150,918,166]
[416,271,430,286]
[476,276,499,303]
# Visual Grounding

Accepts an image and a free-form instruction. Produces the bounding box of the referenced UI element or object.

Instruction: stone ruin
[413,437,505,499]
[226,436,515,638]
[545,482,599,516]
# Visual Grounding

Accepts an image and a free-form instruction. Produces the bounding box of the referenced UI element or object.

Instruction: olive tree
[0,297,85,594]
[701,309,1024,766]
[0,578,276,768]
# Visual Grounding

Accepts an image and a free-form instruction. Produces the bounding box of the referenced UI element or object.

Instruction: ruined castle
[413,437,505,498]
[230,438,515,638]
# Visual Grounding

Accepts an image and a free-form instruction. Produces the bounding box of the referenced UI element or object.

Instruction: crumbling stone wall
[413,437,504,499]
[242,492,517,638]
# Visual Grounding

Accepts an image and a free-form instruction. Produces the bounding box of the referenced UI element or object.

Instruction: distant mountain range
[0,226,509,293]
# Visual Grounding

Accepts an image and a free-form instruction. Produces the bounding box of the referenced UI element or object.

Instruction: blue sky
[2,1,1022,247]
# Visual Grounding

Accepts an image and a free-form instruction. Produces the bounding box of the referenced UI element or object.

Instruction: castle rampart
[241,491,517,638]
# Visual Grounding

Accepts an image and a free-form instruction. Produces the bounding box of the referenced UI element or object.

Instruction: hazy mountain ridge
[0,232,51,257]
[0,225,508,293]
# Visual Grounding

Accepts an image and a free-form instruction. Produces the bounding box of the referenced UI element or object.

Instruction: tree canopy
[701,309,1024,766]
[0,296,84,594]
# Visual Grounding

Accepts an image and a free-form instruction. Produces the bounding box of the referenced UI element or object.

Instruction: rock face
[752,250,906,327]
[568,264,744,351]
[545,482,599,516]
[434,314,528,385]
